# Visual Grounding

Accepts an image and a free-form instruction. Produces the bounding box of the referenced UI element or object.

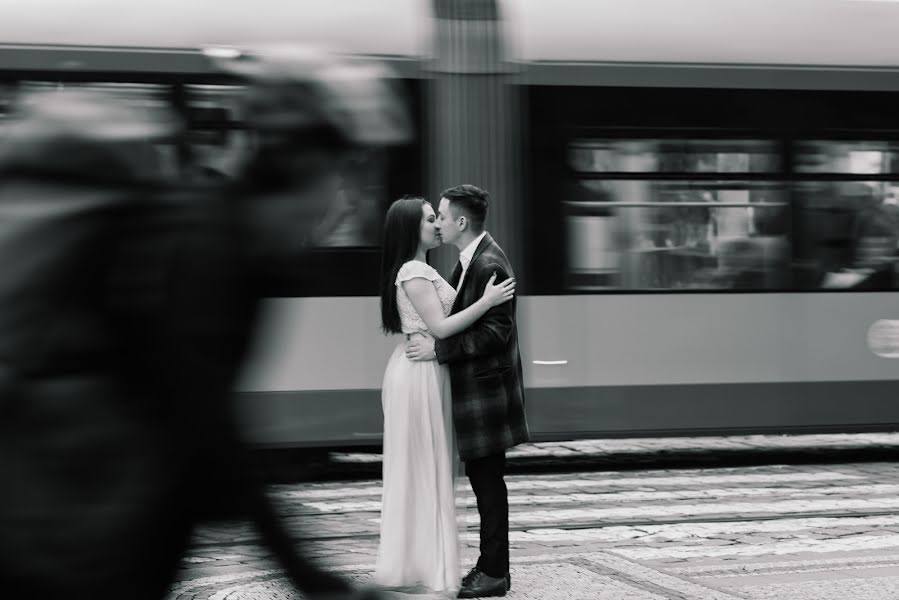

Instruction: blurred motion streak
[0,42,411,600]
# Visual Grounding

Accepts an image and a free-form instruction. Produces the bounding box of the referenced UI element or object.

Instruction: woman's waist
[388,342,447,371]
[401,329,432,341]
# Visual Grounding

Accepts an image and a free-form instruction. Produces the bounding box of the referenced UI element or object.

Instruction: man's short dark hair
[441,184,489,231]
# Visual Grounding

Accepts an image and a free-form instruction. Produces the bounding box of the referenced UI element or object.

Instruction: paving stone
[170,437,899,599]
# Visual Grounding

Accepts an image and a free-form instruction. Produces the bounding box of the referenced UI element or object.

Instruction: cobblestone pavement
[168,433,899,599]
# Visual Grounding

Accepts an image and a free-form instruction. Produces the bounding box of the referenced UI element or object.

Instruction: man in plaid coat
[406,184,529,598]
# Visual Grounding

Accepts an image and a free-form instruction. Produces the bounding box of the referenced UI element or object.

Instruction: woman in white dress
[375,196,515,596]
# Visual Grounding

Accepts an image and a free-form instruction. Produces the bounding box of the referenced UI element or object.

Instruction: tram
[3,0,899,447]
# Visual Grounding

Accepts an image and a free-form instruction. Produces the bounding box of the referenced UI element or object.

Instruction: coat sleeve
[435,259,514,364]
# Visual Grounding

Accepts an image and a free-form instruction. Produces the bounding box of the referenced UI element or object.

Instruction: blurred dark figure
[0,45,411,600]
[853,189,899,278]
[797,182,897,289]
[0,90,184,599]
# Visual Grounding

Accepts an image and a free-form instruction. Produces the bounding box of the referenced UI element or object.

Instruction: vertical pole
[427,0,524,280]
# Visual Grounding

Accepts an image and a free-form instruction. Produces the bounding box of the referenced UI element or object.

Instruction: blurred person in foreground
[0,44,411,600]
[0,88,181,600]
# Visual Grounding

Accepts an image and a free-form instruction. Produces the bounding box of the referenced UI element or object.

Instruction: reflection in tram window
[3,81,179,182]
[791,143,899,288]
[566,182,789,290]
[796,180,899,289]
[0,83,13,119]
[564,138,899,291]
[565,139,788,291]
[181,84,246,181]
[316,151,388,248]
[568,139,780,174]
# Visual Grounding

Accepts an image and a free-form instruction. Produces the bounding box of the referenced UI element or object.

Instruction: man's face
[436,197,463,247]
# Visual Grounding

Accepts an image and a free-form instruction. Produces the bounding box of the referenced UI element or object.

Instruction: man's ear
[459,216,467,232]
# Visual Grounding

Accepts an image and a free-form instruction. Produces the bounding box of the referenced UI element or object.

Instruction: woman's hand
[480,272,516,308]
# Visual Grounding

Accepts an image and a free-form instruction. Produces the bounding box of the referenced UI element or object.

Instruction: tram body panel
[236,293,899,392]
[0,0,429,58]
[234,294,899,446]
[514,0,899,67]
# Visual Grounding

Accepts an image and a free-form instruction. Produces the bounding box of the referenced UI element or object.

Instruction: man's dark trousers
[466,452,508,577]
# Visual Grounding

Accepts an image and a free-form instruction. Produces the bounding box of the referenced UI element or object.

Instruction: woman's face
[420,203,442,250]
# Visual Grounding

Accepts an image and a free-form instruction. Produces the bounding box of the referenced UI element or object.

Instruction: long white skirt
[374,342,460,595]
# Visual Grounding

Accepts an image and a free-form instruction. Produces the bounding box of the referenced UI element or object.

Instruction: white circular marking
[867,319,899,357]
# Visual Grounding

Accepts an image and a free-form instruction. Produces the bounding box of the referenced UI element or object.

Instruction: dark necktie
[450,260,463,290]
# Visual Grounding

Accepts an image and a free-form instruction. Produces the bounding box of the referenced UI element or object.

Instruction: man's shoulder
[474,240,511,270]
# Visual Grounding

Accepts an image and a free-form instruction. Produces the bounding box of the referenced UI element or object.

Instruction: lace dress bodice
[395,260,456,334]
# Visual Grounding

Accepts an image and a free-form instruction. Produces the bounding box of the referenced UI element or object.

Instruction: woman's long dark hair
[380,196,428,334]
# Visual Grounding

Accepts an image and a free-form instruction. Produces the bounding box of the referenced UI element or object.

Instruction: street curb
[256,442,899,483]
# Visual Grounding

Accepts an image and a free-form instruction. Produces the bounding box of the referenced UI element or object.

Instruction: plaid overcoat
[435,233,530,460]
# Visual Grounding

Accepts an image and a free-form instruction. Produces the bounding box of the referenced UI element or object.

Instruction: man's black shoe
[459,567,508,590]
[457,571,506,598]
[461,566,480,588]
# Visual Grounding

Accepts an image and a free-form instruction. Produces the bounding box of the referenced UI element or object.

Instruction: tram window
[793,180,899,289]
[183,84,243,135]
[0,84,12,118]
[183,83,397,248]
[2,81,182,178]
[789,141,899,290]
[17,80,172,113]
[0,77,422,295]
[855,185,899,270]
[302,150,389,248]
[6,82,247,180]
[564,139,789,291]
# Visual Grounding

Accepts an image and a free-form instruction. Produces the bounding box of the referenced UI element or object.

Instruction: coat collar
[470,231,493,265]
[456,231,494,297]
[459,230,488,271]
